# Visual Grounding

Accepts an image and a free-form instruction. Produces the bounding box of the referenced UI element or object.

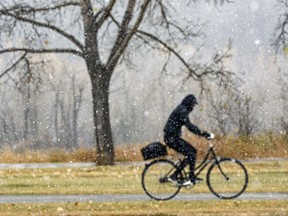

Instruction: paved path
[0,193,287,203]
[0,157,287,170]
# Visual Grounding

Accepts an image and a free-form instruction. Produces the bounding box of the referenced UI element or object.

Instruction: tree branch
[273,13,288,52]
[136,29,199,80]
[6,2,80,14]
[0,53,27,79]
[93,0,116,31]
[108,0,136,61]
[0,10,84,51]
[0,48,83,57]
[107,0,151,71]
[272,0,288,52]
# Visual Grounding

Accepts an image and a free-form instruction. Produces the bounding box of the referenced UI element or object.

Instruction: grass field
[0,161,287,195]
[0,161,287,215]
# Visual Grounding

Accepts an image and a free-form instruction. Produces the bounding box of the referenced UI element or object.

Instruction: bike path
[0,193,287,203]
[0,157,287,170]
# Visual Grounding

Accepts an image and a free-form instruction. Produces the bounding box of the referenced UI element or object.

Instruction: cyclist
[164,94,214,186]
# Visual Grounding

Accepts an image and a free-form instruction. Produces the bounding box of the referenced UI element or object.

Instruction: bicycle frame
[171,140,220,178]
[193,141,219,177]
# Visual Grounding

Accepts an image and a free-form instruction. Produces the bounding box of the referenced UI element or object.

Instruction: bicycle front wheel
[141,159,181,201]
[207,158,248,199]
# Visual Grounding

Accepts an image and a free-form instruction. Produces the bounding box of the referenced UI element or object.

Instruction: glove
[202,131,211,139]
[207,133,215,140]
[202,131,215,140]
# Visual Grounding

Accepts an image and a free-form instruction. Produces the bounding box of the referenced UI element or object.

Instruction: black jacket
[163,95,210,138]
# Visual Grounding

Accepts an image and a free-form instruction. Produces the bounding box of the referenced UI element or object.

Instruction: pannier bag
[141,142,167,160]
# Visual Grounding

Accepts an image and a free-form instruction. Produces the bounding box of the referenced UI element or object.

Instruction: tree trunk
[71,75,83,150]
[89,66,114,165]
[23,86,31,140]
[80,0,114,164]
[54,91,60,146]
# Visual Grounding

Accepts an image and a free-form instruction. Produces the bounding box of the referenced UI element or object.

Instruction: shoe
[168,175,203,186]
[181,179,193,186]
[190,176,203,184]
[167,175,179,185]
[181,176,203,186]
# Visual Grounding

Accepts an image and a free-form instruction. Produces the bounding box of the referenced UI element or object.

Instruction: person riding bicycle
[164,94,214,186]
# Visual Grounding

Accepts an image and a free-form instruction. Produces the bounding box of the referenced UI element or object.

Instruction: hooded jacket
[163,94,210,138]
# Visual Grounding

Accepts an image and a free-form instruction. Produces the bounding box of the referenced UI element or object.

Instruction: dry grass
[182,133,288,160]
[0,148,97,163]
[0,200,287,216]
[208,134,288,159]
[0,134,287,163]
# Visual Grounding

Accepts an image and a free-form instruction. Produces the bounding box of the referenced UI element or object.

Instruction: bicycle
[141,139,249,201]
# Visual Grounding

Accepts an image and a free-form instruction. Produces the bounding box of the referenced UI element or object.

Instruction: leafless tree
[71,74,84,149]
[278,69,288,135]
[0,0,232,165]
[206,88,231,136]
[273,0,288,134]
[0,112,18,146]
[227,92,260,136]
[52,73,84,150]
[0,54,44,144]
[17,58,42,140]
[0,85,18,146]
[273,0,288,53]
[206,77,261,136]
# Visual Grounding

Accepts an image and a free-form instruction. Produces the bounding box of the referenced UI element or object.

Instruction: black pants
[164,135,197,178]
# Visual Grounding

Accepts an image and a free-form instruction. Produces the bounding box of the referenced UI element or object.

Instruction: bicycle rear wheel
[141,159,181,200]
[207,158,248,199]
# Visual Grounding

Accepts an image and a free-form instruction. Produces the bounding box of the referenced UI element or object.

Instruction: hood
[181,94,198,110]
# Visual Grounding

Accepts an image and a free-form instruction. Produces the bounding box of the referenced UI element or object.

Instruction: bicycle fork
[210,147,230,181]
[215,159,230,181]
